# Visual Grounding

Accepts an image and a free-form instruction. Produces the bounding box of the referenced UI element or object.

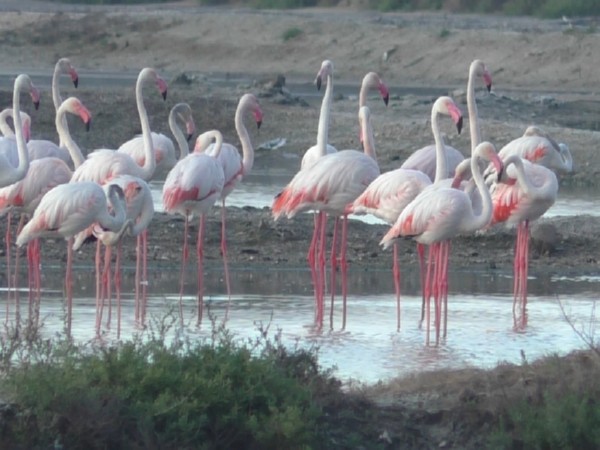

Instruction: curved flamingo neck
[11,75,30,182]
[431,103,447,184]
[99,188,128,231]
[236,98,254,177]
[316,71,333,158]
[467,64,481,152]
[359,106,377,161]
[136,69,156,180]
[56,102,85,169]
[169,106,189,160]
[468,146,494,232]
[0,109,15,137]
[359,72,377,108]
[53,60,70,148]
[132,192,154,236]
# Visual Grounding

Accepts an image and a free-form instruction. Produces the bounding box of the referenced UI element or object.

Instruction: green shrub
[490,393,600,449]
[0,320,331,448]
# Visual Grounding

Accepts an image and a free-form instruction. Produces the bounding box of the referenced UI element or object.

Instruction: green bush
[282,27,303,41]
[0,321,331,448]
[490,393,600,449]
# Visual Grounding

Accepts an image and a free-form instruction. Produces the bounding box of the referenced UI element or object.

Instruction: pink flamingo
[193,93,262,311]
[118,102,196,176]
[496,125,572,174]
[16,181,130,336]
[26,58,80,166]
[71,67,167,184]
[273,105,380,330]
[352,96,463,331]
[118,102,194,324]
[74,174,153,338]
[381,141,504,345]
[164,129,225,326]
[350,168,430,330]
[0,97,91,326]
[400,59,492,181]
[489,155,558,330]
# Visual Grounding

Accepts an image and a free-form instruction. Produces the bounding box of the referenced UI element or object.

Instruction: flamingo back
[400,144,465,182]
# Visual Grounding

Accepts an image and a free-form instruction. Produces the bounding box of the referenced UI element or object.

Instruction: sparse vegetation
[282,26,303,41]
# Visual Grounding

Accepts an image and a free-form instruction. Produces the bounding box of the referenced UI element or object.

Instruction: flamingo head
[315,59,334,91]
[470,59,492,92]
[379,82,390,106]
[477,141,504,182]
[30,86,41,111]
[243,93,263,129]
[446,98,463,135]
[69,68,79,89]
[184,114,196,141]
[157,77,168,100]
[58,58,79,88]
[73,98,92,132]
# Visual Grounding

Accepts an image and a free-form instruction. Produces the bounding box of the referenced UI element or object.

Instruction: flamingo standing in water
[0,97,91,326]
[381,141,504,345]
[488,155,558,330]
[164,129,225,326]
[16,182,130,336]
[273,105,380,330]
[352,96,462,330]
[194,94,262,313]
[73,174,153,338]
[118,102,195,325]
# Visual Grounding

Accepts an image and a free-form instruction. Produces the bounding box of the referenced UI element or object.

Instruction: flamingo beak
[86,120,91,132]
[315,75,322,91]
[483,70,492,92]
[70,69,79,88]
[492,155,504,182]
[380,85,390,106]
[187,133,193,142]
[456,116,463,135]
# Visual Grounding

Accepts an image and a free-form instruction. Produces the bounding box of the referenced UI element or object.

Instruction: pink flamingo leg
[440,240,450,340]
[417,243,426,325]
[521,221,530,327]
[134,233,142,323]
[178,214,190,327]
[141,229,148,326]
[220,202,231,321]
[104,245,113,330]
[316,212,328,329]
[309,211,324,320]
[26,240,34,323]
[392,241,401,331]
[340,215,349,331]
[65,238,74,338]
[329,216,339,329]
[197,215,206,327]
[31,238,42,329]
[95,240,102,330]
[115,243,123,340]
[423,244,435,346]
[5,212,12,325]
[307,212,320,268]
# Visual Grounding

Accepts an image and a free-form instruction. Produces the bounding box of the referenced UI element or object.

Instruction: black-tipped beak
[487,83,492,93]
[257,120,262,130]
[73,77,79,89]
[383,94,389,106]
[162,90,168,101]
[186,133,193,142]
[496,166,504,182]
[456,117,463,135]
[85,119,91,132]
[316,76,322,91]
[34,101,40,111]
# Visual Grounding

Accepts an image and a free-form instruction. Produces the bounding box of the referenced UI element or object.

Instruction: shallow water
[6,265,599,384]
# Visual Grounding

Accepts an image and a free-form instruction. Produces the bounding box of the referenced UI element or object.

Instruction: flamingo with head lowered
[381,141,504,345]
[488,155,558,330]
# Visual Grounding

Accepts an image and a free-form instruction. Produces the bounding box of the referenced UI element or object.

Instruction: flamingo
[118,102,196,176]
[0,74,39,187]
[164,129,225,326]
[28,58,79,163]
[71,67,167,184]
[495,126,572,174]
[73,174,153,338]
[16,182,130,336]
[400,59,492,180]
[0,109,31,143]
[489,155,558,330]
[193,93,262,311]
[381,141,504,345]
[352,96,463,330]
[0,97,91,326]
[118,102,194,323]
[273,105,380,330]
